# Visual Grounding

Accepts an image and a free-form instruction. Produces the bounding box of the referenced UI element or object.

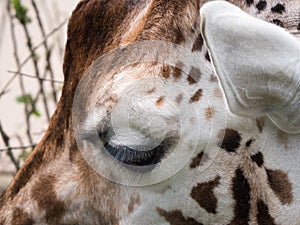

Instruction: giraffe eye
[104,143,166,167]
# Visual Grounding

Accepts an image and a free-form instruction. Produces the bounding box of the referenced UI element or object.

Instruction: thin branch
[0,145,36,153]
[7,70,63,83]
[6,0,34,146]
[21,13,51,122]
[0,19,67,98]
[31,0,58,103]
[0,123,20,170]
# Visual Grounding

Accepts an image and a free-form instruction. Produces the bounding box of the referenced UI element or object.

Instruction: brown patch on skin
[277,130,288,149]
[190,176,220,214]
[157,208,203,225]
[147,87,156,94]
[257,201,277,225]
[205,107,215,121]
[11,208,33,225]
[31,175,65,223]
[214,88,223,98]
[266,169,293,205]
[161,64,171,79]
[251,152,264,167]
[245,139,253,147]
[205,52,211,62]
[187,75,195,84]
[156,96,165,106]
[218,128,241,153]
[229,168,251,225]
[246,0,254,6]
[173,67,182,81]
[190,89,203,103]
[192,33,204,52]
[210,74,218,82]
[190,152,204,169]
[256,117,266,133]
[172,62,184,82]
[187,67,201,85]
[271,3,285,14]
[256,1,267,11]
[176,93,183,104]
[128,195,141,214]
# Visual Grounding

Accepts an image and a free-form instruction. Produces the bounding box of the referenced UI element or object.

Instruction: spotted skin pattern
[1,0,300,225]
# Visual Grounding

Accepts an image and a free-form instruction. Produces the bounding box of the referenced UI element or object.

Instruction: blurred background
[0,0,78,193]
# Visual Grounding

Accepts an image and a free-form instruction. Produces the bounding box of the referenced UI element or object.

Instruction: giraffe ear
[200,1,300,134]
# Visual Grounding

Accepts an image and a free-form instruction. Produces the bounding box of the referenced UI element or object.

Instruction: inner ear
[200,1,300,134]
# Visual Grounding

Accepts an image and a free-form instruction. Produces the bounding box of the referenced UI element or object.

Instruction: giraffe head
[1,1,300,225]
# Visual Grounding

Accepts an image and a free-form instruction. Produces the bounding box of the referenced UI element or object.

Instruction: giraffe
[1,0,300,224]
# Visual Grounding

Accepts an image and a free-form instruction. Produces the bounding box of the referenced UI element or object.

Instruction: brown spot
[205,107,215,121]
[256,117,265,133]
[147,87,156,94]
[277,130,288,149]
[187,67,201,85]
[246,0,254,6]
[190,152,204,169]
[128,195,140,214]
[190,89,203,103]
[256,1,267,11]
[173,69,182,81]
[11,208,33,225]
[157,208,203,225]
[156,96,165,106]
[272,19,284,27]
[271,3,285,14]
[172,64,183,81]
[214,88,223,98]
[229,168,251,225]
[218,128,241,153]
[266,169,293,205]
[31,175,65,223]
[190,176,220,214]
[210,74,218,82]
[245,139,253,147]
[205,52,211,62]
[161,64,171,79]
[192,33,204,52]
[176,93,183,104]
[251,152,264,167]
[257,201,277,225]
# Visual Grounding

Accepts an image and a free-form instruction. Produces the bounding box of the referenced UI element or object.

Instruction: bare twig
[0,123,20,171]
[7,70,63,83]
[6,0,34,146]
[21,15,51,122]
[0,19,67,98]
[0,145,36,153]
[31,0,58,104]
